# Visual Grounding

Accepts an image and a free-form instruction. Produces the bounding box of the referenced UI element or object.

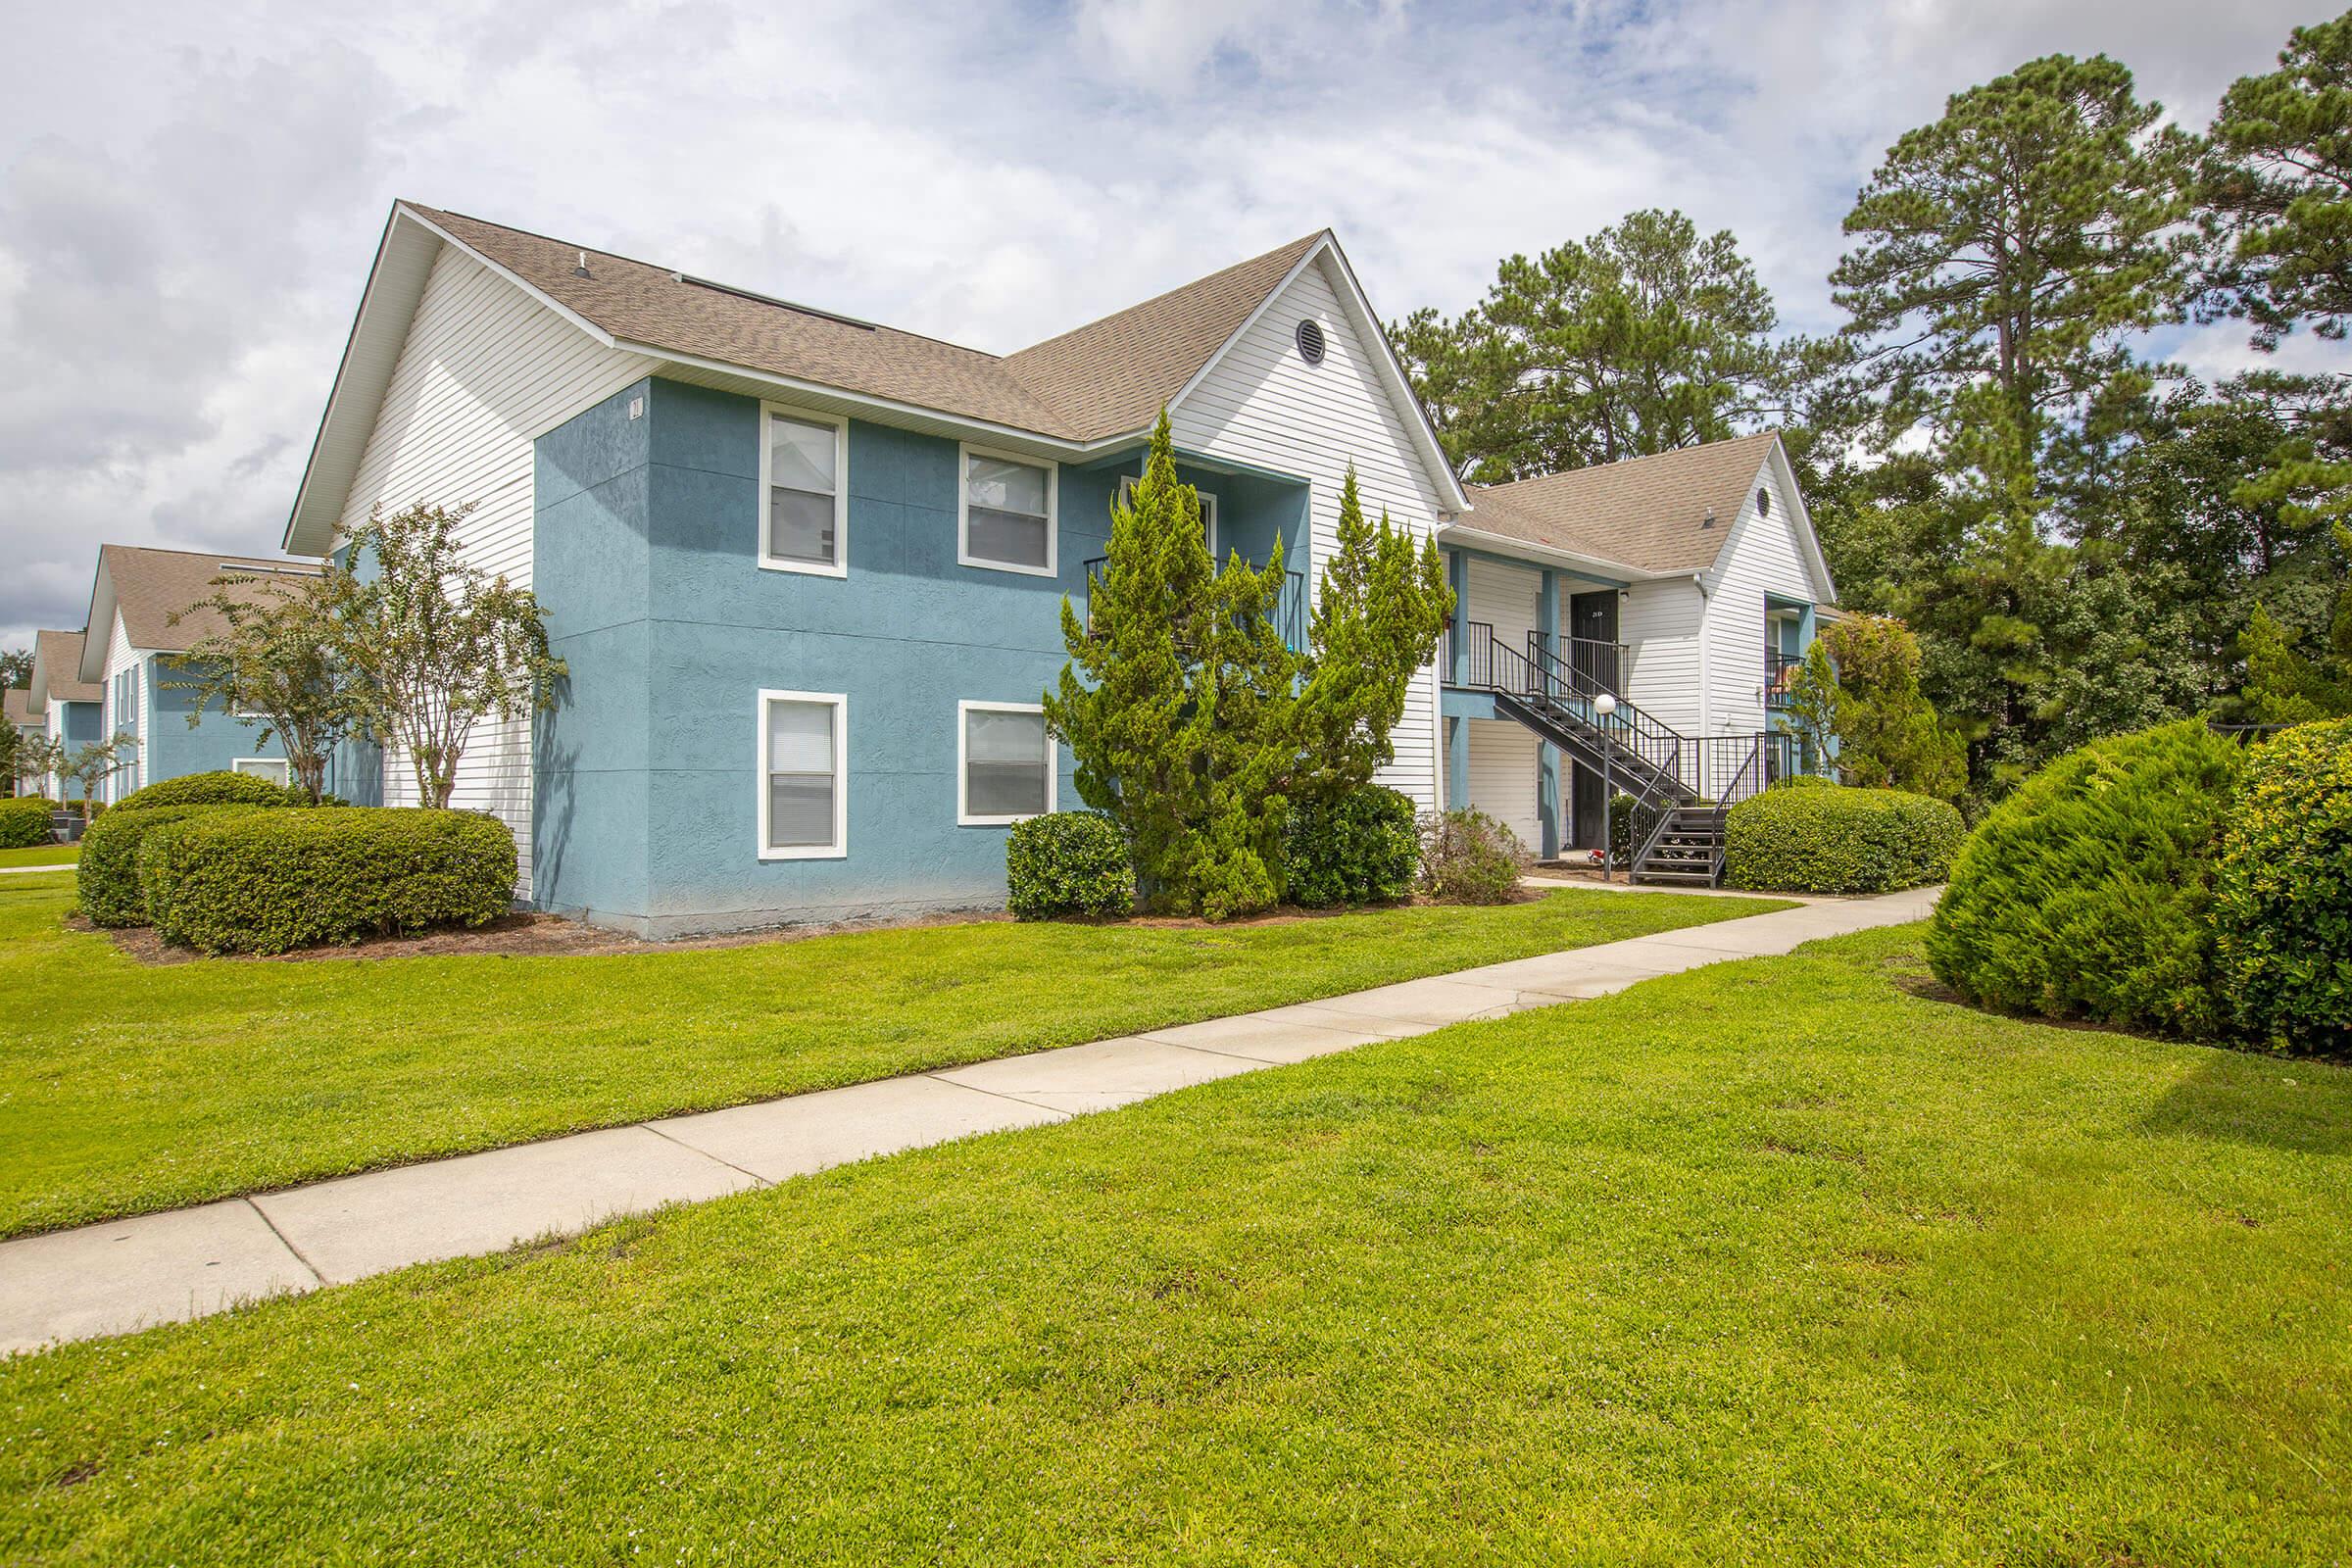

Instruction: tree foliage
[1391,209,1806,481]
[2198,11,2352,349]
[1811,613,1967,800]
[167,567,359,804]
[328,504,566,812]
[0,646,29,689]
[1046,416,1448,919]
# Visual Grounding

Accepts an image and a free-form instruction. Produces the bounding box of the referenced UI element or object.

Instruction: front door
[1569,590,1621,693]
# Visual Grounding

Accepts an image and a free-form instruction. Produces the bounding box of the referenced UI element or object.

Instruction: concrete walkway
[0,863,75,875]
[0,884,1940,1355]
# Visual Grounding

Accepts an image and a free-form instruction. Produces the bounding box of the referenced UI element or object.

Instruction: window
[959,446,1056,575]
[759,405,848,575]
[758,691,846,858]
[232,757,290,787]
[958,702,1054,825]
[1117,474,1218,559]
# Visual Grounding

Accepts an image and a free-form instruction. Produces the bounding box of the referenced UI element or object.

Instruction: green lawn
[0,874,1783,1238]
[0,843,76,868]
[4,925,2344,1563]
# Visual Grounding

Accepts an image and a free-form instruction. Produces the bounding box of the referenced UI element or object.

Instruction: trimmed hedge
[1005,811,1133,920]
[0,797,59,849]
[140,808,517,956]
[1926,720,2243,1039]
[1418,808,1529,905]
[2213,717,2352,1055]
[76,805,260,927]
[1725,783,1963,896]
[1285,787,1418,908]
[112,770,302,811]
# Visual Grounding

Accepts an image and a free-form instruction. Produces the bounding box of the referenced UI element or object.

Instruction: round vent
[1756,486,1771,516]
[1295,318,1327,366]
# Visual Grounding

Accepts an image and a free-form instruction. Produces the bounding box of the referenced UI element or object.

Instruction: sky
[0,0,2335,654]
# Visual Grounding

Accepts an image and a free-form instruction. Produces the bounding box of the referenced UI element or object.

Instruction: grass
[0,875,1783,1238]
[0,844,76,868]
[3,924,2345,1563]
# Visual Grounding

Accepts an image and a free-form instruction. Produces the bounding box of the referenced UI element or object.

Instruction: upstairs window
[958,702,1054,824]
[760,406,848,576]
[959,447,1056,576]
[758,691,847,858]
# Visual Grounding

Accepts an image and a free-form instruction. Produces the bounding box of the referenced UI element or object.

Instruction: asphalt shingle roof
[100,546,323,656]
[33,630,98,704]
[407,204,1323,444]
[1464,431,1784,576]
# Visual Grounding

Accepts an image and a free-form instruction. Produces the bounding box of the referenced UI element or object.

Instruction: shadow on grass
[2140,1055,2352,1157]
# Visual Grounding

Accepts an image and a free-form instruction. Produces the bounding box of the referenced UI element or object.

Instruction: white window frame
[756,689,848,860]
[957,443,1058,578]
[757,402,850,578]
[956,700,1056,827]
[232,756,291,786]
[1118,474,1218,560]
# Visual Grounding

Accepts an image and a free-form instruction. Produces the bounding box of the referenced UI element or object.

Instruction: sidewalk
[0,884,1941,1355]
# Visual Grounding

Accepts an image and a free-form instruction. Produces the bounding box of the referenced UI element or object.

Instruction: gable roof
[79,547,323,682]
[30,630,99,706]
[4,687,29,726]
[1460,432,1787,578]
[289,206,1462,553]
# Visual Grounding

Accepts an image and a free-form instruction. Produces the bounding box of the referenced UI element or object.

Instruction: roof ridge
[1471,429,1781,497]
[1004,230,1326,363]
[406,202,1013,365]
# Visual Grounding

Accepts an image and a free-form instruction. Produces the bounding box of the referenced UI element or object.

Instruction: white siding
[1698,453,1816,736]
[1465,718,1541,851]
[1171,254,1449,808]
[1620,578,1706,738]
[102,611,144,802]
[1466,556,1543,667]
[338,243,656,894]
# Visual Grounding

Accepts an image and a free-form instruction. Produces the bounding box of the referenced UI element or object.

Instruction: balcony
[1766,649,1801,712]
[1081,558,1309,652]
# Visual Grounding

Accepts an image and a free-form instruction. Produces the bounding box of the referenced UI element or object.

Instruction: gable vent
[1756,486,1771,516]
[1295,318,1327,366]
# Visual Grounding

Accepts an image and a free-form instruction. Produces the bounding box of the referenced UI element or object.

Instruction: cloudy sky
[0,0,2330,652]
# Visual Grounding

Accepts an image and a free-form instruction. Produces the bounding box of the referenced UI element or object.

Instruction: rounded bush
[1285,787,1418,908]
[1005,811,1133,920]
[1418,808,1529,905]
[1926,720,2243,1039]
[140,808,517,956]
[76,805,270,927]
[2212,717,2351,1055]
[112,770,302,811]
[0,797,60,850]
[1725,782,1963,895]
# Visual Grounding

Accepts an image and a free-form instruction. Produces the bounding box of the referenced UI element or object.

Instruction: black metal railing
[1766,649,1801,711]
[1082,558,1308,651]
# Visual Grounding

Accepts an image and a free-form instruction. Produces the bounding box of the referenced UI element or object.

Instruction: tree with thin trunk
[1832,54,2193,486]
[328,503,566,811]
[167,567,358,804]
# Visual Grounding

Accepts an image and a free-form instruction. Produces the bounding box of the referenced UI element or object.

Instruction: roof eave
[1436,520,1667,583]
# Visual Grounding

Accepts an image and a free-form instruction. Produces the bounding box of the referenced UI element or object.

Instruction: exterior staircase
[1446,623,1769,886]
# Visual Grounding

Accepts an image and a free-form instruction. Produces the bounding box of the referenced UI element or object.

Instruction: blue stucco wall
[59,699,100,749]
[140,659,292,785]
[533,376,1311,935]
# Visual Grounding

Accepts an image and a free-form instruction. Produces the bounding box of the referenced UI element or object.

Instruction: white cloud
[0,0,2325,650]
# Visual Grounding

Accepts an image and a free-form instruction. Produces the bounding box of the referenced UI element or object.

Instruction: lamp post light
[1594,692,1617,883]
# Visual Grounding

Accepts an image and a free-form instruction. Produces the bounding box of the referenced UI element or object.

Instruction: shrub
[1608,793,1666,862]
[2212,717,2352,1055]
[1285,787,1418,908]
[0,797,59,850]
[77,805,265,926]
[1725,782,1963,896]
[1005,811,1133,920]
[140,808,516,955]
[1925,720,2243,1039]
[113,770,302,811]
[1418,808,1529,904]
